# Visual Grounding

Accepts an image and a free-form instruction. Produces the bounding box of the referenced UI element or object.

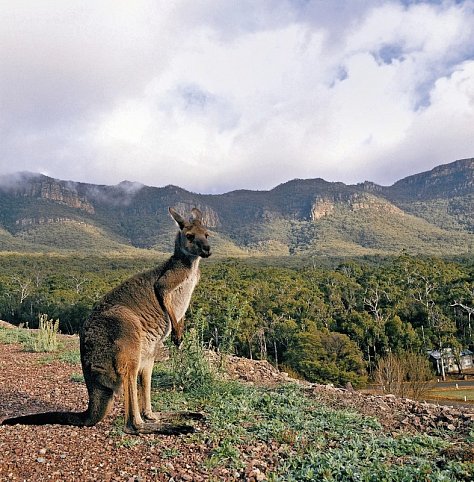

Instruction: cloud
[0,1,473,192]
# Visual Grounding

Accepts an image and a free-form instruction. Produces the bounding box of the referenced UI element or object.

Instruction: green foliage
[285,329,367,387]
[58,348,81,365]
[0,324,34,345]
[0,252,472,385]
[157,327,216,395]
[150,379,473,480]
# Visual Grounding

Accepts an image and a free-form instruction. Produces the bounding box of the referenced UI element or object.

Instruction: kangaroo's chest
[169,272,200,321]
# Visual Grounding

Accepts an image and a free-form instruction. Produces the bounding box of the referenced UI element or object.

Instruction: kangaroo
[1,207,211,435]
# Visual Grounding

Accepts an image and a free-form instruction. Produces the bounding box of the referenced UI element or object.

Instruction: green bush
[166,327,216,395]
[285,329,368,388]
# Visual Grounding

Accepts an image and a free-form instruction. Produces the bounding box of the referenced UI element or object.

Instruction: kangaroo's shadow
[0,388,87,421]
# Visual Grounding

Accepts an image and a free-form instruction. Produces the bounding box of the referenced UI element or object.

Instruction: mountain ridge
[0,158,472,256]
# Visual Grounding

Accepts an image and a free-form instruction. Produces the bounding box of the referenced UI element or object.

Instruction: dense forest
[0,253,472,387]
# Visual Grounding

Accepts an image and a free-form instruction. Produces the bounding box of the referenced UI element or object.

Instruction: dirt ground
[0,334,473,481]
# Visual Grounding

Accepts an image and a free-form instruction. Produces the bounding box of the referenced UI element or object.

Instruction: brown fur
[2,207,211,435]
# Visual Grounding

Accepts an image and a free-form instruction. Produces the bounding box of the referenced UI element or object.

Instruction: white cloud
[0,0,473,192]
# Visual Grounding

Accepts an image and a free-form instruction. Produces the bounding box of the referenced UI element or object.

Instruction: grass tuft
[24,314,60,353]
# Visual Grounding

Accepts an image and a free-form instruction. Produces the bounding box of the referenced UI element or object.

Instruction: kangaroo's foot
[124,422,195,435]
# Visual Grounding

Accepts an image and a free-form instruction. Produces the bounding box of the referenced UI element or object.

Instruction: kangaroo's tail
[2,385,114,427]
[2,410,91,426]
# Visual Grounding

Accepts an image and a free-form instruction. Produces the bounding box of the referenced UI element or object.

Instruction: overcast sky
[1,0,473,193]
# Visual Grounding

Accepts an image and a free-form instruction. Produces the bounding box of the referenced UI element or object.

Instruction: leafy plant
[161,327,216,395]
[150,380,473,480]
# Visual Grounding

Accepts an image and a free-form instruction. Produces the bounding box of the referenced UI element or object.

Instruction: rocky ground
[0,330,473,481]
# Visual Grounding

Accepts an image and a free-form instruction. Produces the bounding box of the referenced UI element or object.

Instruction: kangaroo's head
[169,207,211,259]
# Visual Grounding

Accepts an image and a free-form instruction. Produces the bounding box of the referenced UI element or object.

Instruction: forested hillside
[0,253,472,386]
[0,158,472,256]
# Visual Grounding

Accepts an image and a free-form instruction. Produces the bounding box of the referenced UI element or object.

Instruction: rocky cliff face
[348,193,404,215]
[311,198,335,220]
[1,175,95,214]
[389,158,474,199]
[38,181,95,214]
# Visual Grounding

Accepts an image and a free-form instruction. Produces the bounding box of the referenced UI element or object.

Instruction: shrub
[25,314,60,353]
[375,351,434,400]
[167,327,216,394]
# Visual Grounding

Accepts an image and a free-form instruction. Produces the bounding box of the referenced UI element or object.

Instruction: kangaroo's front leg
[165,302,185,346]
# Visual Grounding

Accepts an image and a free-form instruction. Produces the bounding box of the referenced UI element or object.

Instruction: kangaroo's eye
[186,234,195,241]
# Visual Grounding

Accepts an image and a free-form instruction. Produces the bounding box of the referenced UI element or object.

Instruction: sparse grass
[161,447,181,459]
[0,318,61,353]
[150,335,474,481]
[115,437,143,448]
[58,348,81,365]
[426,388,474,402]
[70,372,84,383]
[0,325,34,345]
[0,325,81,364]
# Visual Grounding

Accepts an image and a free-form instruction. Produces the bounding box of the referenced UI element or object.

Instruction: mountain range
[0,158,472,257]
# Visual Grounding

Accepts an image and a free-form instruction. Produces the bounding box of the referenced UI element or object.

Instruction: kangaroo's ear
[190,208,203,223]
[169,207,186,230]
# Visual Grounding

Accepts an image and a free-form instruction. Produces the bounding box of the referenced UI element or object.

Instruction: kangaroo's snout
[201,244,211,258]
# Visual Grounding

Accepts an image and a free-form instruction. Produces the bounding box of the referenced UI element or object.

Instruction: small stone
[36,457,46,463]
[248,468,266,481]
[38,448,47,455]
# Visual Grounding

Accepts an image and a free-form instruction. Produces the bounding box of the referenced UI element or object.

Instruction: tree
[285,328,367,388]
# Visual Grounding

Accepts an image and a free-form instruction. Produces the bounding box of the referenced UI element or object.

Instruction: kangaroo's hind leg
[117,343,193,435]
[138,357,156,422]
